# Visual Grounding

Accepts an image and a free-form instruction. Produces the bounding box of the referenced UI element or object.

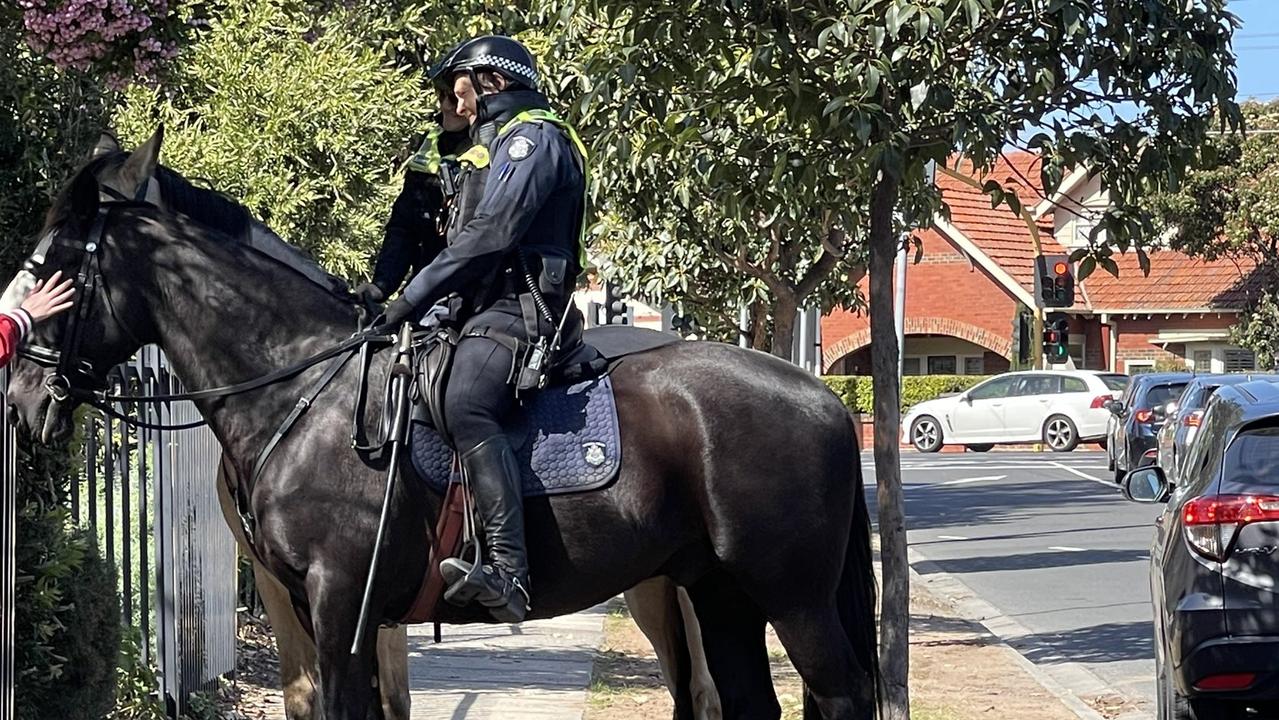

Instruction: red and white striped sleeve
[0,308,33,368]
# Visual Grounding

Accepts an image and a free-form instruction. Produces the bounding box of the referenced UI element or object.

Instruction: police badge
[508,135,535,160]
[582,442,607,467]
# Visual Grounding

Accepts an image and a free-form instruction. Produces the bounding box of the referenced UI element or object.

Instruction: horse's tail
[839,412,881,717]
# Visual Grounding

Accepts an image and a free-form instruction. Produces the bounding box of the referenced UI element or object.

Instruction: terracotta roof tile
[933,152,1065,294]
[934,153,1261,312]
[1082,252,1259,310]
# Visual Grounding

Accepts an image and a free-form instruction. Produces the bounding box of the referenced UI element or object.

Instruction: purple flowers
[21,0,182,87]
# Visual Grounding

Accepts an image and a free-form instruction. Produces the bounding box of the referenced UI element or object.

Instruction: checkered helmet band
[464,54,538,87]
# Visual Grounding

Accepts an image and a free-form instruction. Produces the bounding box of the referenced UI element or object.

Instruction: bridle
[16,178,395,432]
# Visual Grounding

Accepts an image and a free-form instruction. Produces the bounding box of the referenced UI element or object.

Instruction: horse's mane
[67,151,353,299]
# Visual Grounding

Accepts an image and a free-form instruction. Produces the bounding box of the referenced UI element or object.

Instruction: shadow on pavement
[913,548,1149,575]
[1012,621,1153,665]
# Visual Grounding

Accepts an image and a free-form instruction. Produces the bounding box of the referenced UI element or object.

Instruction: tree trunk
[769,294,799,359]
[750,301,770,352]
[869,173,910,720]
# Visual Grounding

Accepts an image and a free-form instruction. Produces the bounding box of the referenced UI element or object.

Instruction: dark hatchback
[1107,372,1192,483]
[1157,375,1279,487]
[1125,380,1279,719]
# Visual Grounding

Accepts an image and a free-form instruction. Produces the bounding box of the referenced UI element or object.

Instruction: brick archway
[823,317,1013,371]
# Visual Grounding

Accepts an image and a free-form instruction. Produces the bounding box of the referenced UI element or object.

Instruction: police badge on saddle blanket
[508,135,535,160]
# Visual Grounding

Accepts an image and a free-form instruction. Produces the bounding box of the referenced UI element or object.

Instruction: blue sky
[1231,0,1279,101]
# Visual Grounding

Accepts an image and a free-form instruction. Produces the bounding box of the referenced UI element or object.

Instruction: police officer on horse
[381,35,588,623]
[354,59,472,306]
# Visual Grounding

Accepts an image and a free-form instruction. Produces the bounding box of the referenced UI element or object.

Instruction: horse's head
[5,129,167,443]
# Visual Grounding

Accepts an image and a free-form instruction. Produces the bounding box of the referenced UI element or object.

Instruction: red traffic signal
[1034,255,1075,309]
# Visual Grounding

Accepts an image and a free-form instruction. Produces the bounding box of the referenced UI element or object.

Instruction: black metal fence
[71,347,236,717]
[1,369,15,720]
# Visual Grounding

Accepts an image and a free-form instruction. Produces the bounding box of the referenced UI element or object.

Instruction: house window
[927,355,957,374]
[902,357,921,376]
[1225,349,1257,372]
[1075,219,1095,245]
[1126,360,1156,375]
[1193,350,1212,372]
[963,356,985,375]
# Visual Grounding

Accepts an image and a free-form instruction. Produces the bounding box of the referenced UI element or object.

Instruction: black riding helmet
[428,35,539,92]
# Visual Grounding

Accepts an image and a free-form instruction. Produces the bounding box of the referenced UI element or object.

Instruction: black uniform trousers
[443,309,524,453]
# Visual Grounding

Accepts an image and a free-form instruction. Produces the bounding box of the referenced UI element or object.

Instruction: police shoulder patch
[508,135,536,161]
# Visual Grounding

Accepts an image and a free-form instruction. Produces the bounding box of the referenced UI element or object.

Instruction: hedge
[823,375,991,414]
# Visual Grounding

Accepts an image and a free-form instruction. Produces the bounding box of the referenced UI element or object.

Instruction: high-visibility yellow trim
[407,124,444,175]
[458,144,490,169]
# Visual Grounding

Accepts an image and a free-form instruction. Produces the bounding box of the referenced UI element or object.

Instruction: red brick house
[822,153,1264,376]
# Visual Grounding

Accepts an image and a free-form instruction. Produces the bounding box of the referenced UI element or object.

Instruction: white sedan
[901,370,1129,453]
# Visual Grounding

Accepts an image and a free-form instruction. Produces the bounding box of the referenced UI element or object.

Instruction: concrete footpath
[406,605,608,719]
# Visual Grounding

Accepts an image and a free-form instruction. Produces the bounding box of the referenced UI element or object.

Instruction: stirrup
[440,557,530,623]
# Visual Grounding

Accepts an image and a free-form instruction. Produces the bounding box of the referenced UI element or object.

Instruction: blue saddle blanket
[408,375,621,497]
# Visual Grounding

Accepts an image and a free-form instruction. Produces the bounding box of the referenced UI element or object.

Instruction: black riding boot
[440,435,530,622]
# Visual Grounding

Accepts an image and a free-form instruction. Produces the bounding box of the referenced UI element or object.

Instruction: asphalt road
[865,450,1163,715]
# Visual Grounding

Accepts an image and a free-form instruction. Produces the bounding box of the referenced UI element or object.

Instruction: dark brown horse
[6,129,877,720]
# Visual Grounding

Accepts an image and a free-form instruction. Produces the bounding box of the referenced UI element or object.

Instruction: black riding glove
[353,282,386,305]
[382,297,416,327]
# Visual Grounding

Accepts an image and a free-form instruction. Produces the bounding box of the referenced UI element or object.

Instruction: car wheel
[966,444,993,453]
[1160,661,1243,720]
[910,416,944,453]
[1043,415,1080,452]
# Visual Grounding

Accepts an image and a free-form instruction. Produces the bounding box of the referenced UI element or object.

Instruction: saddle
[398,324,679,624]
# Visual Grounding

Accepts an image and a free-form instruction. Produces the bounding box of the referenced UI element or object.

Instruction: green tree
[559,3,1240,717]
[110,0,436,279]
[1149,101,1279,368]
[1,8,122,717]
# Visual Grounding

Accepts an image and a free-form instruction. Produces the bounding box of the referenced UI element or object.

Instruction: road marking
[938,474,1007,486]
[937,534,969,541]
[1048,546,1087,552]
[1050,461,1119,489]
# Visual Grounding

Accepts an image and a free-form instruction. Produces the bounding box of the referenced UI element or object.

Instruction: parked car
[901,370,1128,453]
[1123,380,1279,720]
[1156,374,1279,487]
[1107,372,1191,483]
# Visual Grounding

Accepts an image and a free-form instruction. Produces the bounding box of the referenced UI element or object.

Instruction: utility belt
[421,248,575,396]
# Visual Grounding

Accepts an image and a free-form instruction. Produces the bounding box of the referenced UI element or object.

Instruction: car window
[1061,377,1088,393]
[1223,427,1279,485]
[1099,374,1129,391]
[969,377,1018,401]
[1013,375,1060,396]
[1144,383,1188,409]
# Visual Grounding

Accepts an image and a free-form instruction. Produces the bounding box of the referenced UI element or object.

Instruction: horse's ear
[119,124,164,194]
[91,132,120,158]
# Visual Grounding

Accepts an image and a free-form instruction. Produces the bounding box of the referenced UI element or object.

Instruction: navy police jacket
[400,105,586,325]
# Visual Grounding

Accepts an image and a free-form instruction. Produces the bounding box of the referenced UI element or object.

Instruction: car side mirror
[1107,400,1125,417]
[961,393,972,404]
[1123,466,1171,504]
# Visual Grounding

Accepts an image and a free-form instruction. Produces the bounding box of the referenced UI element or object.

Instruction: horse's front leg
[308,573,379,720]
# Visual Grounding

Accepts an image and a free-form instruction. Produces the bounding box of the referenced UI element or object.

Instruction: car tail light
[1090,395,1112,409]
[1134,409,1154,423]
[1183,410,1203,428]
[1142,449,1158,462]
[1194,673,1257,691]
[1182,495,1279,561]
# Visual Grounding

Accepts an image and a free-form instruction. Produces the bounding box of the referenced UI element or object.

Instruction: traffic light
[1042,313,1070,364]
[1034,255,1075,309]
[603,281,629,325]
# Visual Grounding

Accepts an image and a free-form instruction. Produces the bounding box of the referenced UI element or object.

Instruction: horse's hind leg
[627,578,721,720]
[685,571,778,720]
[769,606,872,720]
